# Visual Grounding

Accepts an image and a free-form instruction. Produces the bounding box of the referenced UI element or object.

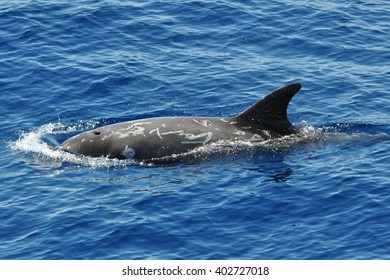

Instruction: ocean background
[1,0,389,259]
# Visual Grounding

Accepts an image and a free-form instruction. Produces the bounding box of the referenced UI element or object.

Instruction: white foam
[9,121,138,168]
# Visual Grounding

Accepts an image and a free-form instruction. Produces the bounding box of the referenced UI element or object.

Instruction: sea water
[1,0,389,259]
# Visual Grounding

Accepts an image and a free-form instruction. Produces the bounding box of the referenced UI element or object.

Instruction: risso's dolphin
[60,83,301,162]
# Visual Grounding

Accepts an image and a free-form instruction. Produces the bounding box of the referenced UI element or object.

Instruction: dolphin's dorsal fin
[233,83,301,135]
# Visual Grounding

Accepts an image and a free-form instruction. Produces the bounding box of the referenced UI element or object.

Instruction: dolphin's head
[60,128,119,158]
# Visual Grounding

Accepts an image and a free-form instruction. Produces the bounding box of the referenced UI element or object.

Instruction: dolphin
[60,83,301,162]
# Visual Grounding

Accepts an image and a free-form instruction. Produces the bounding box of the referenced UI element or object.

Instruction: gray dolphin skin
[60,83,301,161]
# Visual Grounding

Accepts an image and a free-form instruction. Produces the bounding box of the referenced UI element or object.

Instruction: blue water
[1,0,389,259]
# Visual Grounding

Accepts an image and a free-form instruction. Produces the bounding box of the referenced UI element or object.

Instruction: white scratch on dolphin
[250,134,263,141]
[156,130,213,145]
[149,128,163,139]
[193,119,212,127]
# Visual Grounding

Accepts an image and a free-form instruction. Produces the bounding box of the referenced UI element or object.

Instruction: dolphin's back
[60,83,302,161]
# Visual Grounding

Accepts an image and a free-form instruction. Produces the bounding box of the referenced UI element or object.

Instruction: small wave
[318,122,390,135]
[9,121,145,168]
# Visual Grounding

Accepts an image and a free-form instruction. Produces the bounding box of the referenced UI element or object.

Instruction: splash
[9,121,141,168]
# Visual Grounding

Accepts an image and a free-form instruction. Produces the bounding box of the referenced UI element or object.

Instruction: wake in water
[9,120,389,167]
[9,121,138,168]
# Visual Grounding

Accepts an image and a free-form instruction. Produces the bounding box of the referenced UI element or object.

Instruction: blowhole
[93,131,101,135]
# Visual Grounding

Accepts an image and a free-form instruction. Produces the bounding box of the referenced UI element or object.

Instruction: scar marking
[101,131,114,141]
[149,128,163,139]
[121,145,135,159]
[193,119,212,127]
[233,131,245,136]
[114,122,149,138]
[150,130,213,145]
[250,134,263,141]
